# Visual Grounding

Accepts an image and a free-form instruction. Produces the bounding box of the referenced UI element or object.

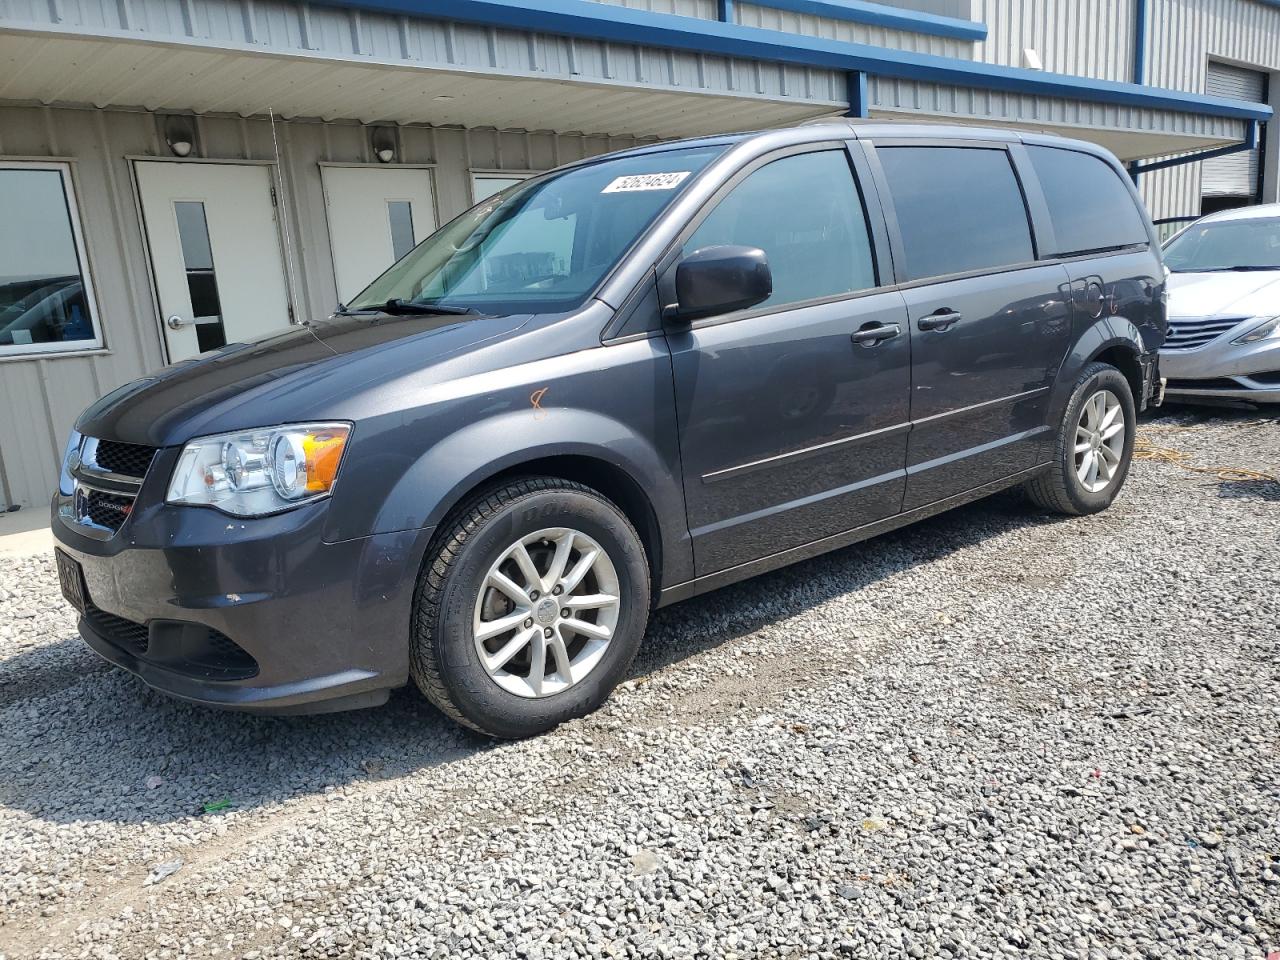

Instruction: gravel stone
[1,407,1278,959]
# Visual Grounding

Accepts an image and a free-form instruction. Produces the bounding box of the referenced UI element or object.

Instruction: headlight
[1234,316,1280,345]
[167,423,351,517]
[59,428,83,496]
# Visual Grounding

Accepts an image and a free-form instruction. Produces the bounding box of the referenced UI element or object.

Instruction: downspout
[1128,0,1148,184]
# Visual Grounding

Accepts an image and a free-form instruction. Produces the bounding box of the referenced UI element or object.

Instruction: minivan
[53,122,1166,738]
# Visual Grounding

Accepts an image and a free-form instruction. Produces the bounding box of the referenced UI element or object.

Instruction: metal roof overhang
[0,0,1269,152]
[0,29,844,137]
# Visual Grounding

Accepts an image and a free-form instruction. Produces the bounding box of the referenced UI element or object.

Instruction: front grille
[1163,316,1246,351]
[92,439,157,480]
[82,489,134,531]
[84,602,149,655]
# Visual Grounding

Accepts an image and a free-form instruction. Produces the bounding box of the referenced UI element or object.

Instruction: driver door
[663,145,911,576]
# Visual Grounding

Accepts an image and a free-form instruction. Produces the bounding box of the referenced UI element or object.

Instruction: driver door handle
[850,322,901,346]
[918,310,961,332]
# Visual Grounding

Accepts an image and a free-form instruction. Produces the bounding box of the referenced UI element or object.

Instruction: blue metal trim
[845,71,868,118]
[1132,0,1147,85]
[319,0,1275,123]
[1131,121,1260,173]
[1127,0,1148,183]
[746,0,985,42]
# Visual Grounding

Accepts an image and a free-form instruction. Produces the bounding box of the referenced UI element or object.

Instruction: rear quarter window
[1027,146,1149,256]
[877,146,1035,282]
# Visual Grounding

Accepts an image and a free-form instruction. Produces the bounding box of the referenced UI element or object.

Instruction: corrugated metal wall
[970,0,1134,79]
[1139,0,1280,222]
[734,2,971,58]
[588,0,719,19]
[959,0,1280,223]
[0,105,651,510]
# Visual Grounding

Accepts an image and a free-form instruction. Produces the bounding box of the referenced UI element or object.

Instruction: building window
[0,162,102,357]
[471,173,530,204]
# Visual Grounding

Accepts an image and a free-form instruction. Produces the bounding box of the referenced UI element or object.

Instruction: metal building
[0,0,1276,511]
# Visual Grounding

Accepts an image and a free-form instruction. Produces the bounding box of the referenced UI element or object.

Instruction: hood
[78,311,531,447]
[1166,270,1280,320]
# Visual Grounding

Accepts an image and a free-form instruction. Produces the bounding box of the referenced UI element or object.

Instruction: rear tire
[1025,361,1136,516]
[410,477,650,739]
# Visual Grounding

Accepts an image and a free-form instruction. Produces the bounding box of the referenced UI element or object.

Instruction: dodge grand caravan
[53,122,1166,738]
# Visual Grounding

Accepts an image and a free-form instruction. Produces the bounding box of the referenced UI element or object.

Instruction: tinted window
[0,164,100,355]
[1028,146,1148,255]
[878,146,1034,281]
[685,150,877,310]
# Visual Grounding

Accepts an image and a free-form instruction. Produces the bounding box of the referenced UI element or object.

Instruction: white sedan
[1161,203,1280,404]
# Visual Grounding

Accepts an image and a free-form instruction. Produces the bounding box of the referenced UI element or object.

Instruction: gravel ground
[1,407,1278,960]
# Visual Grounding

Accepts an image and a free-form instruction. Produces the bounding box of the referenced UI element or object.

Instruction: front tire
[1025,361,1136,516]
[410,478,650,738]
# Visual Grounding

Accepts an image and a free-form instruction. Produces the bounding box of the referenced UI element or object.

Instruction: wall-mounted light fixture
[370,126,398,164]
[163,116,196,158]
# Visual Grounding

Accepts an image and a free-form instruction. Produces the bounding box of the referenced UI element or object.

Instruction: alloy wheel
[1074,389,1125,493]
[472,527,621,698]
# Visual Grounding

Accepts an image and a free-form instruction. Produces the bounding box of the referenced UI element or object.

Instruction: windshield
[1163,216,1280,272]
[346,144,726,315]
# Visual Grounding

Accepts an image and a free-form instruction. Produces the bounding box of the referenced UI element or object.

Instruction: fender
[1047,314,1148,426]
[395,408,690,582]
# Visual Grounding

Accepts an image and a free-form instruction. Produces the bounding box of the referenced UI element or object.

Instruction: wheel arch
[450,453,667,599]
[391,407,693,597]
[1050,316,1148,424]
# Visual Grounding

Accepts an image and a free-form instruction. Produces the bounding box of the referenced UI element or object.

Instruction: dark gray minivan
[53,122,1166,737]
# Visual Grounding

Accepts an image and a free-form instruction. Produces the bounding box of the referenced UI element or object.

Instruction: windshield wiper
[1180,265,1280,273]
[348,299,478,316]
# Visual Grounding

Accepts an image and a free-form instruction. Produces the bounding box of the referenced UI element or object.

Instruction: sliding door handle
[851,322,901,346]
[918,310,961,332]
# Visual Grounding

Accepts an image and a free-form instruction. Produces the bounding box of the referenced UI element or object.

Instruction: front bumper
[1160,336,1280,403]
[52,485,432,714]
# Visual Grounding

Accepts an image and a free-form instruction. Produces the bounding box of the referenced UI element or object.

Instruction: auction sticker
[602,172,691,193]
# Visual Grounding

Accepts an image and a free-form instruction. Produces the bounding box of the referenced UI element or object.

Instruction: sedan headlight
[167,423,351,517]
[1234,316,1280,345]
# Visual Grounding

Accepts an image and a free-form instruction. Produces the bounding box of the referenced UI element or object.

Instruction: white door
[134,161,293,362]
[321,166,437,304]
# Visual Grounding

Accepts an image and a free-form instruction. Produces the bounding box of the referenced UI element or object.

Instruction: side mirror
[670,245,772,322]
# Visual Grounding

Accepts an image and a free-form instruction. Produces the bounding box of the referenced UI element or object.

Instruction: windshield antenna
[268,107,304,326]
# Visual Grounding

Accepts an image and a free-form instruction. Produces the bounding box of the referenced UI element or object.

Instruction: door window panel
[685,150,877,311]
[174,201,226,353]
[1027,146,1149,256]
[0,163,100,356]
[878,147,1034,281]
[387,200,416,261]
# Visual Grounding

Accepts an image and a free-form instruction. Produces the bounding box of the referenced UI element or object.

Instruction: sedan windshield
[1163,216,1280,272]
[346,144,726,315]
